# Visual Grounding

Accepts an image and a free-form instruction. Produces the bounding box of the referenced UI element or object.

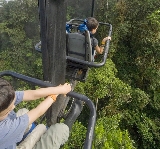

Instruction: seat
[66,31,93,62]
[66,31,93,81]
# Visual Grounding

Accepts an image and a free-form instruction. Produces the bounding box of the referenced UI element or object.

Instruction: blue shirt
[0,91,29,149]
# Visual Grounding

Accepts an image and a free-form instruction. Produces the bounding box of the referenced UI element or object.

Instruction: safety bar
[66,19,112,68]
[0,70,96,149]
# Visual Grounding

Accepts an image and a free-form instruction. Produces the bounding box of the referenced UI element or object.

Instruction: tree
[1,0,160,148]
[94,0,160,148]
[93,114,136,149]
[0,0,42,79]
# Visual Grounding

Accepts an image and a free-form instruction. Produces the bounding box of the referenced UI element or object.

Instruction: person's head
[0,78,15,120]
[86,17,99,34]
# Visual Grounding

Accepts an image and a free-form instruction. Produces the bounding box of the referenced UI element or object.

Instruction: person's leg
[17,124,47,149]
[33,123,69,149]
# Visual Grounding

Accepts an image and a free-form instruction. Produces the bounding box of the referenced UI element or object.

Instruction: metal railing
[66,19,112,67]
[0,70,96,149]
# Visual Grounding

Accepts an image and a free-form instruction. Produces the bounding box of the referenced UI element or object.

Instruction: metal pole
[91,0,95,17]
[39,0,67,125]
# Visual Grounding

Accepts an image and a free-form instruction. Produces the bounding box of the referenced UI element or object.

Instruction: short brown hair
[0,78,15,113]
[86,17,99,31]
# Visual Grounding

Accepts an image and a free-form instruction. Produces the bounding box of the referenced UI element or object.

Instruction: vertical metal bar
[39,0,49,80]
[91,0,95,17]
[40,0,68,125]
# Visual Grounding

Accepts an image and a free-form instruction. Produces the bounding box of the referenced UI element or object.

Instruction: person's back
[86,17,111,57]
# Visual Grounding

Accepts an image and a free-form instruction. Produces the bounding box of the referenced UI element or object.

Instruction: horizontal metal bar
[0,70,96,149]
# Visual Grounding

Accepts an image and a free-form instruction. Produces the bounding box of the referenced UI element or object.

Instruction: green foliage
[0,0,159,149]
[151,90,160,110]
[93,114,136,149]
[75,59,133,115]
[63,115,136,149]
[75,55,156,148]
[148,10,160,27]
[96,0,160,90]
[66,0,93,19]
[15,98,44,112]
[66,6,75,21]
[0,0,42,79]
[128,88,149,110]
[121,111,160,149]
[69,3,160,148]
[62,121,87,149]
[75,59,120,99]
[137,114,158,145]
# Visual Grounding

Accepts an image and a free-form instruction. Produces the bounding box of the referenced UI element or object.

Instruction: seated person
[0,78,71,149]
[86,17,111,58]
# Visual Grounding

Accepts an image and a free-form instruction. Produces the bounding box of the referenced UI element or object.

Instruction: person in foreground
[0,78,71,149]
[86,17,111,56]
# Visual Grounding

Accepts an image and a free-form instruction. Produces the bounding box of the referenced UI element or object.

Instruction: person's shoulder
[0,117,19,138]
[15,91,24,95]
[0,115,29,147]
[15,91,24,98]
[92,37,98,43]
[15,91,24,105]
[0,118,12,133]
[0,114,29,136]
[1,114,28,127]
[93,37,98,40]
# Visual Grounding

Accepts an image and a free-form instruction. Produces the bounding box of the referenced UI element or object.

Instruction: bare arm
[94,45,104,54]
[27,95,56,125]
[94,36,111,54]
[23,83,71,101]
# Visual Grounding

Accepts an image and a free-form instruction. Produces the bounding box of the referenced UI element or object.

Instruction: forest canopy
[0,0,160,148]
